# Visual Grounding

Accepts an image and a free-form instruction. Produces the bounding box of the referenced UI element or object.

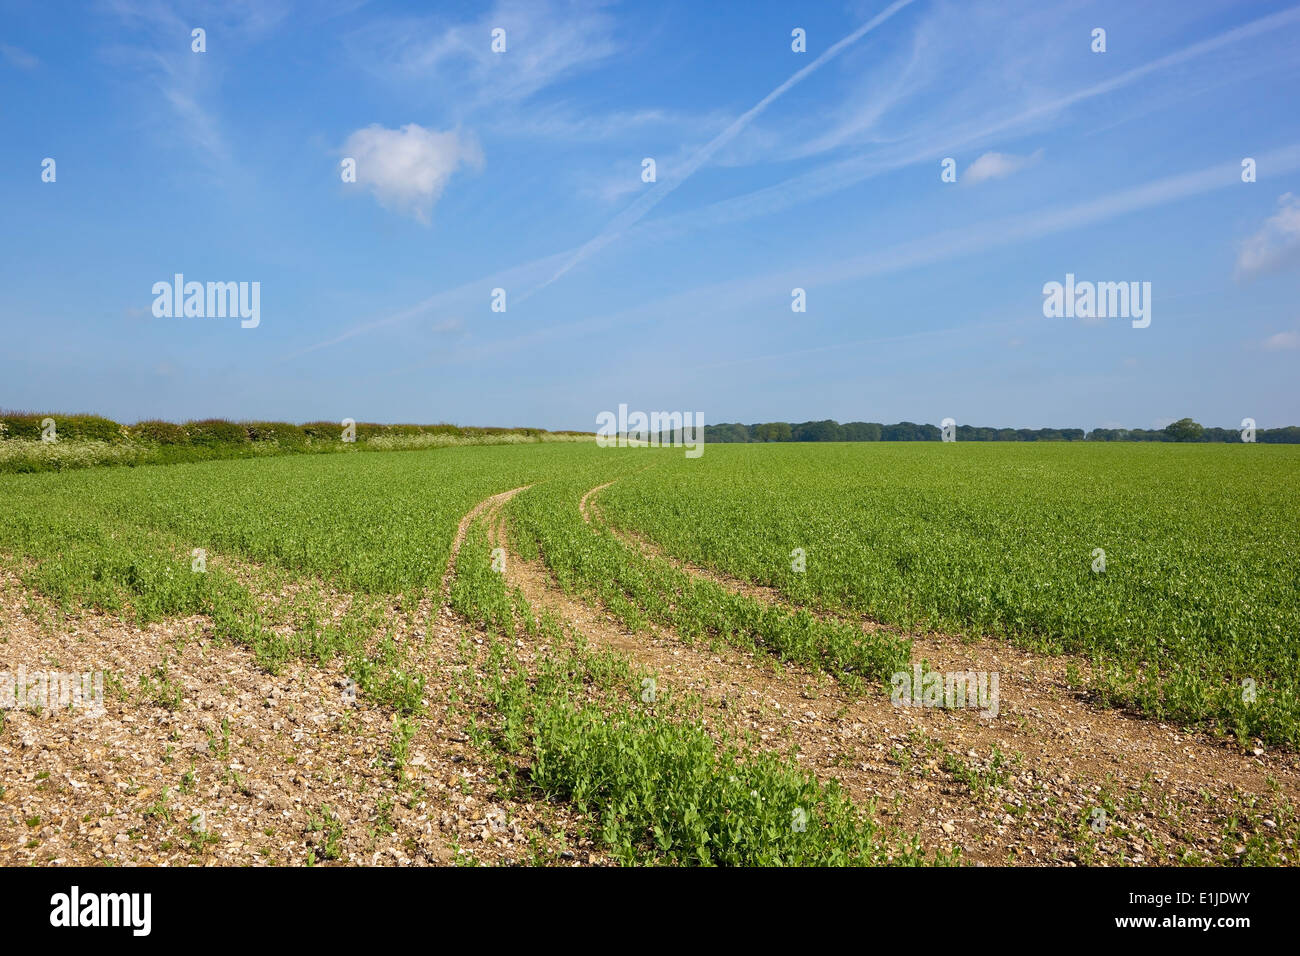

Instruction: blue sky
[2,0,1299,431]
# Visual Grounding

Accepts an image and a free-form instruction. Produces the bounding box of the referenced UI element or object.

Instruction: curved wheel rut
[478,477,1300,865]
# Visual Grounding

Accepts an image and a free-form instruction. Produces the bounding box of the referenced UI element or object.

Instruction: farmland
[596,442,1300,747]
[2,440,1299,866]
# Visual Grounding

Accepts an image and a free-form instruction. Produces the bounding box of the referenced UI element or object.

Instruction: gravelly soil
[0,532,601,867]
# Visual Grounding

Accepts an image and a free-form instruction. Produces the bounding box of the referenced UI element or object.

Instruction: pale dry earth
[0,489,600,867]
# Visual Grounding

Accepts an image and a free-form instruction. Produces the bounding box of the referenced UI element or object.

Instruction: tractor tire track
[439,484,533,605]
[545,478,1300,865]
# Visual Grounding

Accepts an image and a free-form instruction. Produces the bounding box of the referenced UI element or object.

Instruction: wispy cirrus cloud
[1,43,39,69]
[344,143,1300,380]
[346,0,619,113]
[298,3,1300,375]
[769,6,936,162]
[1236,193,1300,280]
[497,102,728,144]
[289,245,579,357]
[431,317,465,335]
[98,0,290,177]
[647,4,1300,240]
[525,0,919,296]
[341,123,484,224]
[1262,330,1300,350]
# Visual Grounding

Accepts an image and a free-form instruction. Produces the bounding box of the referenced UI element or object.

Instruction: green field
[597,442,1300,744]
[2,440,1297,863]
[3,441,1297,740]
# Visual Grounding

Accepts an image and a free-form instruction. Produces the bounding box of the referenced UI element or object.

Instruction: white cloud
[1236,193,1300,280]
[963,149,1042,184]
[1263,330,1300,350]
[342,123,483,223]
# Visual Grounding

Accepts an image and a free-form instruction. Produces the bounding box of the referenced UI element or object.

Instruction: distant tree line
[697,418,1300,443]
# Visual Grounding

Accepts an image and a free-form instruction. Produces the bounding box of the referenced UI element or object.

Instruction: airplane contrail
[297,2,1298,356]
[519,0,919,301]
